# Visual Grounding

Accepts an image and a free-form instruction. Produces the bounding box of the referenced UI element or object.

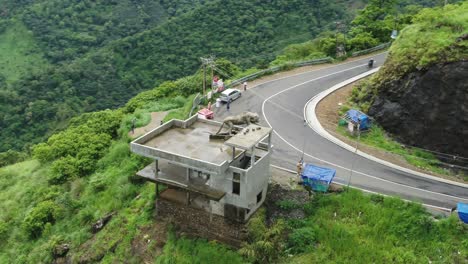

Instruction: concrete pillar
[209,203,213,223]
[267,132,272,150]
[251,147,255,168]
[232,147,236,160]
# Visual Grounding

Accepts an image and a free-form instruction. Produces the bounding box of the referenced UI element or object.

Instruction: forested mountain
[1,2,466,263]
[0,0,364,152]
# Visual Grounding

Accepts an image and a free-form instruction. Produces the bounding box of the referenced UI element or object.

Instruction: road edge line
[270,164,451,212]
[303,68,468,189]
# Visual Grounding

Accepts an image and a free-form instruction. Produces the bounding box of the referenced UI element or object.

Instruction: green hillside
[0,20,48,84]
[1,1,467,261]
[352,2,468,108]
[0,0,362,152]
[0,75,466,261]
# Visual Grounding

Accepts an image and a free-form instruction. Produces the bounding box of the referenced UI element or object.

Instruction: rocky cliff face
[368,61,468,157]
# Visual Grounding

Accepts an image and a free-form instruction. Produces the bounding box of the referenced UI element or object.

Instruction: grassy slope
[287,190,467,263]
[3,156,466,263]
[369,2,468,88]
[345,2,468,178]
[0,20,48,84]
[0,71,466,263]
[1,2,467,262]
[336,124,449,176]
[0,92,200,262]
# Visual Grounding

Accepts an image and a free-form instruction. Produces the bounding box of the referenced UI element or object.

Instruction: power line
[200,55,216,95]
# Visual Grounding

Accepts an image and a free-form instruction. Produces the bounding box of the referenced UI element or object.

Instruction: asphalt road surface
[213,53,468,210]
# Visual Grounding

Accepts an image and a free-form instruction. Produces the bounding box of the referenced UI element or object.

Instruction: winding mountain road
[215,53,468,210]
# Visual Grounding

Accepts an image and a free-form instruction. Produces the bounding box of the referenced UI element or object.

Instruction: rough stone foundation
[155,198,248,248]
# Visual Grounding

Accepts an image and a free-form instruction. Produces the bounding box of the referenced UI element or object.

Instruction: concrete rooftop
[141,121,242,165]
[225,124,272,150]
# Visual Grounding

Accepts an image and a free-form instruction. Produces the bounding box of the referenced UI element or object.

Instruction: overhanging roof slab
[225,124,272,150]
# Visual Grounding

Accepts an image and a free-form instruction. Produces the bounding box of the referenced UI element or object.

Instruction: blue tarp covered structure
[301,164,336,192]
[346,109,370,130]
[458,203,468,224]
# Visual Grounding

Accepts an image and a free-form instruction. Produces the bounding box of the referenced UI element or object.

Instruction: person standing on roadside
[131,117,136,134]
[226,98,231,112]
[243,81,247,91]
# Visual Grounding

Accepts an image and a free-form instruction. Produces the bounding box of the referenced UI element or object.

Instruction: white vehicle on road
[219,88,242,102]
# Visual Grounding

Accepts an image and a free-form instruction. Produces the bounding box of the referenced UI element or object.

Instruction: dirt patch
[129,111,168,138]
[265,183,311,224]
[315,80,463,181]
[270,167,301,189]
[131,221,168,263]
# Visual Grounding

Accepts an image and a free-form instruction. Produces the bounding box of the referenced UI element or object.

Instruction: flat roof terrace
[142,121,241,165]
[131,116,272,174]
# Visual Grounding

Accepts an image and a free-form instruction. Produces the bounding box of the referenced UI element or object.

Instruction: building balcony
[136,160,226,201]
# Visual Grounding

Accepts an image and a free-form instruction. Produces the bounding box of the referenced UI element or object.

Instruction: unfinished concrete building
[130,115,273,223]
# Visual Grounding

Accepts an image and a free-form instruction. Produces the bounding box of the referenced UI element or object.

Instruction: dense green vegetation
[0,66,219,261]
[269,0,454,65]
[287,190,467,263]
[367,1,468,87]
[343,2,468,179]
[20,0,168,63]
[1,1,466,262]
[237,189,467,263]
[2,54,464,261]
[350,1,467,102]
[156,232,244,264]
[336,123,448,175]
[0,0,362,153]
[0,20,48,84]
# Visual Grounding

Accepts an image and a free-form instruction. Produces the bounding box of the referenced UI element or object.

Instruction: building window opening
[233,172,240,195]
[256,191,262,204]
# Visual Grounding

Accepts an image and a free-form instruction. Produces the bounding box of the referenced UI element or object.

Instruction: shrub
[370,194,385,204]
[49,156,80,184]
[0,221,9,240]
[287,227,317,254]
[240,209,287,263]
[22,201,61,238]
[0,150,28,167]
[276,199,301,211]
[33,143,55,163]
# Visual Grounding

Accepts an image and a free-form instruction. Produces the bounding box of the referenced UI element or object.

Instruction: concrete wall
[134,119,175,144]
[210,150,271,221]
[132,115,272,222]
[242,152,271,219]
[131,143,226,175]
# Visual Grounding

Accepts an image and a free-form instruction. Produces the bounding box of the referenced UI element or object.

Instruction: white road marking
[261,65,468,202]
[270,164,452,212]
[246,52,387,91]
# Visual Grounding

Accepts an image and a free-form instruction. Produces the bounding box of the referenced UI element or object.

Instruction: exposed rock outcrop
[368,61,468,157]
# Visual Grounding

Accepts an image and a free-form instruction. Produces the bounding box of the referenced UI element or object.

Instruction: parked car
[219,88,242,102]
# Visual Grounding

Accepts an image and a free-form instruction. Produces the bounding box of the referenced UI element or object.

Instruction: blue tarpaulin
[346,109,370,130]
[458,203,468,224]
[301,164,336,192]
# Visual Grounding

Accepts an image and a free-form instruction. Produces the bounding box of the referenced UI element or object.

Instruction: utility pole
[347,121,361,190]
[200,56,215,96]
[203,63,206,96]
[211,67,214,91]
[335,21,346,57]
